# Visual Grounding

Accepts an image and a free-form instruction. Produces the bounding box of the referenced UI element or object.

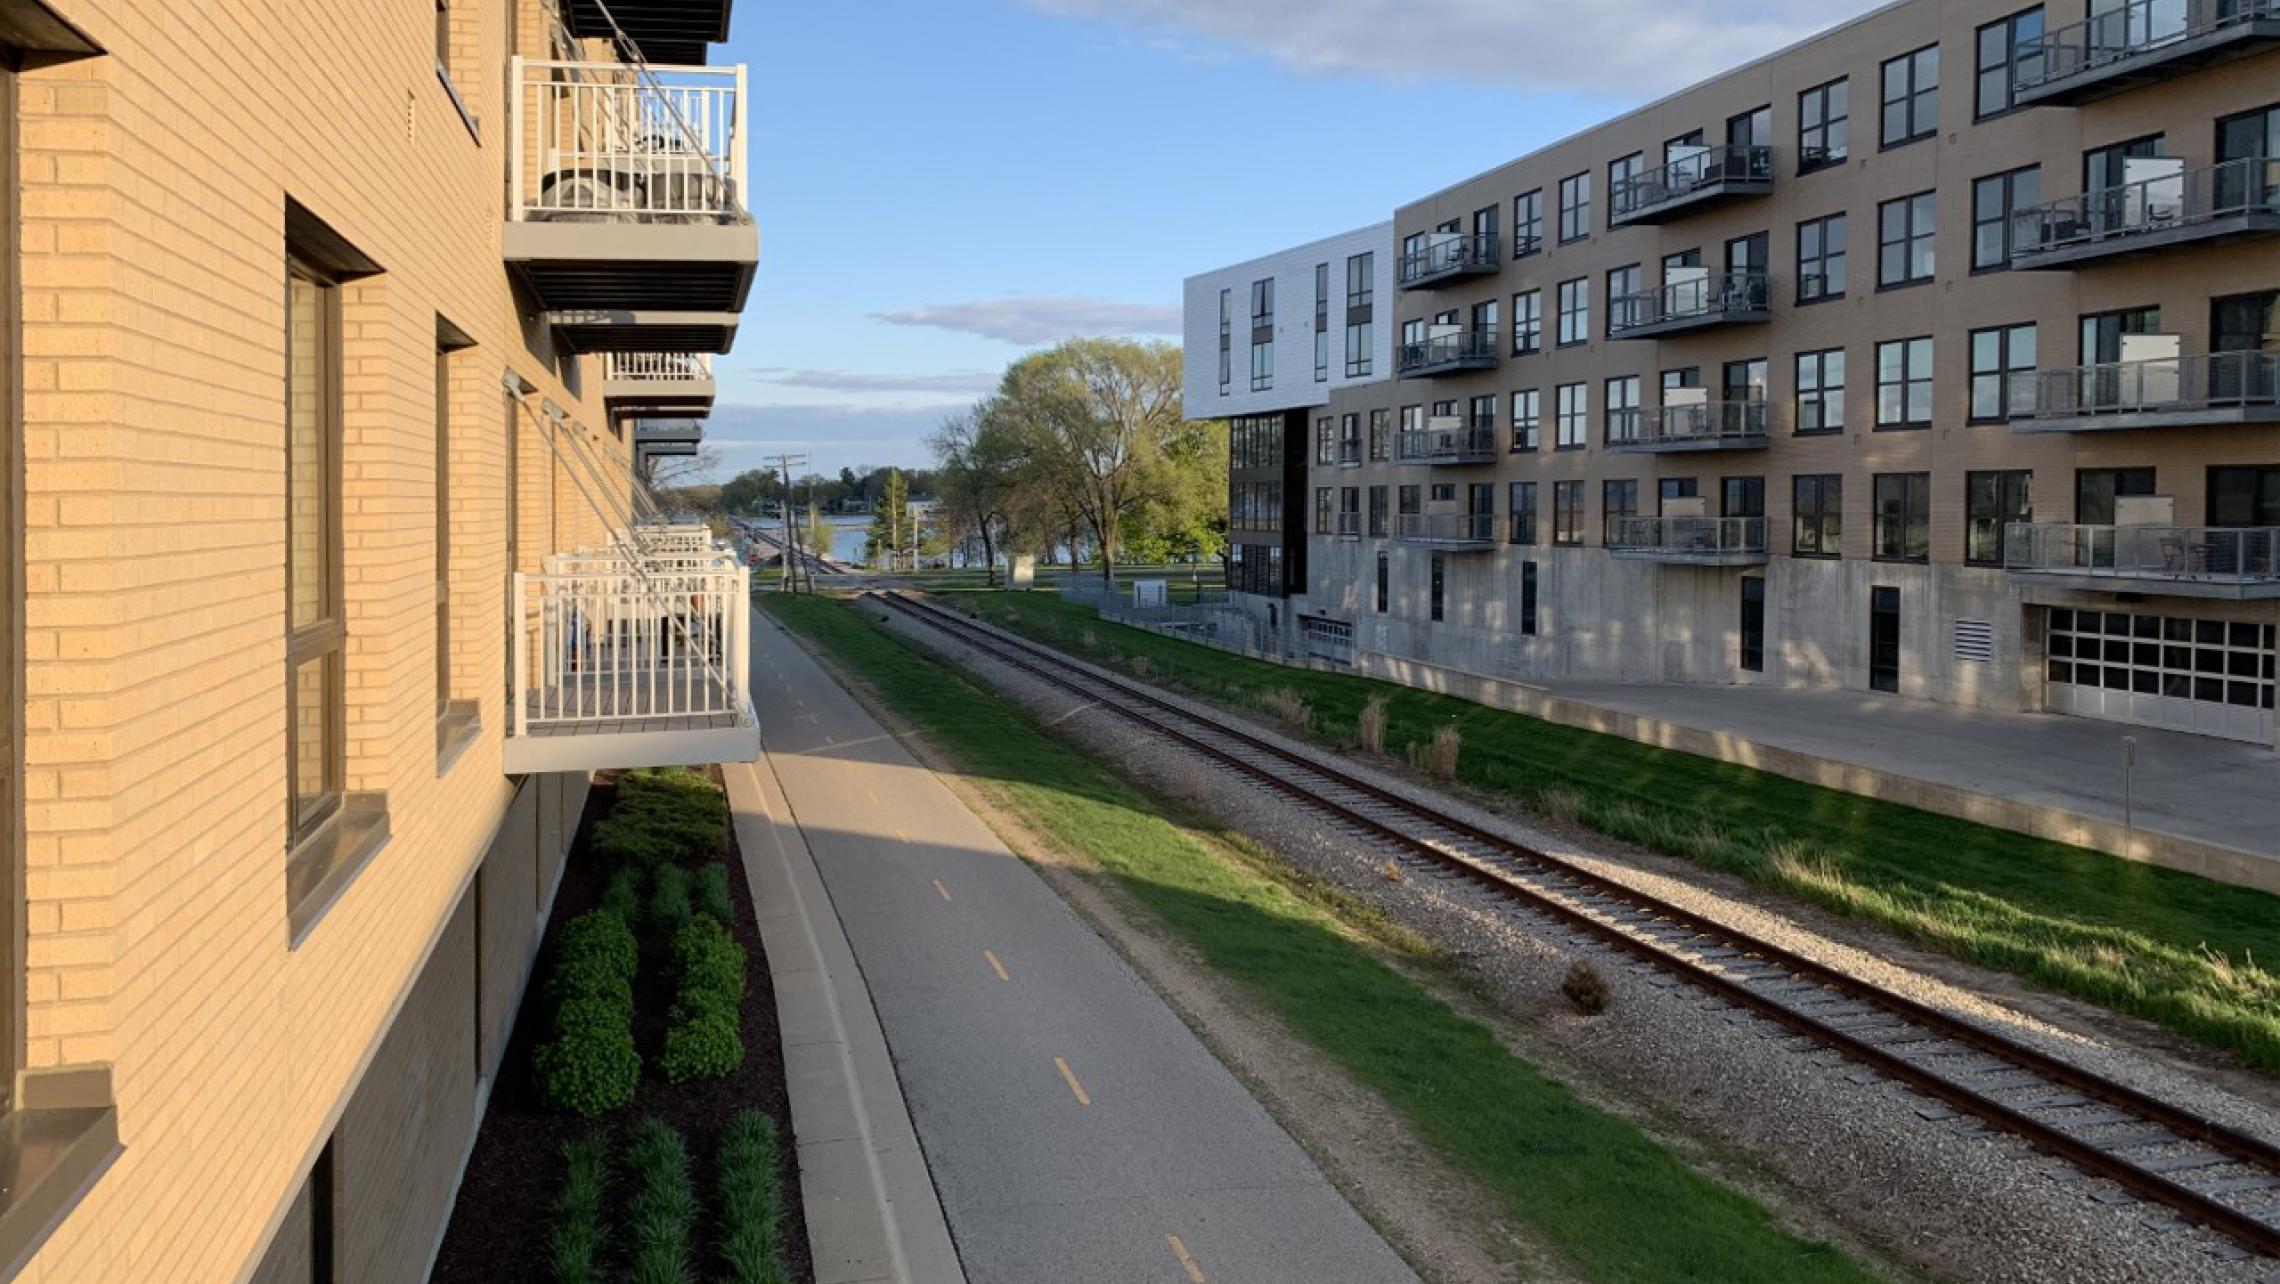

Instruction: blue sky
[704,0,1873,481]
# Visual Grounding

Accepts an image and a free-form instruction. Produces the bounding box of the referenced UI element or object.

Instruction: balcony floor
[505,667,761,772]
[1611,310,1769,340]
[1609,436,1769,454]
[1609,178,1773,228]
[2012,212,2280,269]
[2010,568,2280,601]
[2010,405,2280,434]
[2015,20,2280,107]
[1396,358,1499,380]
[1608,548,1769,566]
[504,220,759,313]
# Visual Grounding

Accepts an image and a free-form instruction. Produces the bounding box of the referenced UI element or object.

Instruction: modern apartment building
[0,0,755,1279]
[1202,0,2280,747]
[1184,223,1393,629]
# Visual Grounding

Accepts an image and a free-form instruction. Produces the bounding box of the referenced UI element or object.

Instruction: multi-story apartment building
[1184,223,1393,636]
[1204,0,2280,748]
[0,0,756,1279]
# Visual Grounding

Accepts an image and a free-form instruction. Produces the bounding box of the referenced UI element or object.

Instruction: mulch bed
[432,769,814,1284]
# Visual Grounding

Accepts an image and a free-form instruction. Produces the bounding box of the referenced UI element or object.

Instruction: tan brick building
[0,0,753,1278]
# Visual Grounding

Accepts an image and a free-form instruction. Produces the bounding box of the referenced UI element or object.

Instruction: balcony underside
[1400,453,1499,465]
[558,0,732,65]
[1397,356,1498,380]
[638,442,700,461]
[2011,569,2280,601]
[550,310,741,354]
[1612,309,1768,340]
[2011,405,2280,434]
[504,715,761,773]
[1609,547,1768,566]
[606,377,718,413]
[635,423,706,445]
[2016,21,2280,106]
[1610,177,1772,228]
[1396,537,1497,551]
[505,220,758,313]
[1610,435,1768,454]
[2014,212,2280,269]
[1399,261,1498,291]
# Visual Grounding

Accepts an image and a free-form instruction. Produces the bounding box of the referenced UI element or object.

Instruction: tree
[646,444,721,492]
[804,499,833,566]
[864,468,912,570]
[929,407,1026,587]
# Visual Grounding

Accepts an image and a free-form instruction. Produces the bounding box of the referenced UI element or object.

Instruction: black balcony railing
[1609,145,1774,225]
[1616,399,1773,451]
[1398,233,1501,288]
[1395,423,1499,463]
[1396,328,1500,376]
[1608,270,1770,337]
[2011,156,2280,264]
[2007,350,2280,427]
[1336,436,1364,466]
[2014,0,2280,103]
[1335,510,1363,539]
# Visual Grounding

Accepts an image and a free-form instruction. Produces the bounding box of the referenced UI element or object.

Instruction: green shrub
[648,864,694,932]
[549,1134,610,1284]
[553,910,637,985]
[671,916,747,1005]
[667,984,735,1027]
[598,864,643,921]
[658,1005,743,1083]
[715,1111,788,1284]
[694,862,735,923]
[623,1119,695,1284]
[534,1021,640,1117]
[593,768,729,869]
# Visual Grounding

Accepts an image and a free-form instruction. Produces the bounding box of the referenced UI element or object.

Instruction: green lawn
[944,591,2280,1075]
[764,593,1886,1284]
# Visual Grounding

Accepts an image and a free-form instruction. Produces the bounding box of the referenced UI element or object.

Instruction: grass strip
[765,593,1884,1284]
[954,591,2280,1074]
[549,1134,610,1284]
[624,1118,696,1284]
[716,1110,791,1284]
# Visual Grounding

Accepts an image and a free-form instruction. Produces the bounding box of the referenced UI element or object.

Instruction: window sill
[1874,422,1932,432]
[1875,278,1933,294]
[1794,293,1845,308]
[0,1070,121,1280]
[1793,427,1845,437]
[1797,157,1849,178]
[1880,134,1935,153]
[286,794,392,948]
[436,701,482,776]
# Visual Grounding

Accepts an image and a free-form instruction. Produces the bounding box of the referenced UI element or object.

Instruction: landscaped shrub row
[548,1133,610,1284]
[624,1118,696,1284]
[535,910,643,1116]
[593,768,730,870]
[660,915,746,1083]
[716,1110,791,1284]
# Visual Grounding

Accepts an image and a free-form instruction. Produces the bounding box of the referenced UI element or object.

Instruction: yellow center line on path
[1166,1234,1207,1283]
[1054,1056,1092,1106]
[983,949,1009,981]
[933,879,952,902]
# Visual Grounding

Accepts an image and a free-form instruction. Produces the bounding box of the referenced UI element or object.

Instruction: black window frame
[1509,388,1540,452]
[1796,212,1847,303]
[1792,474,1843,559]
[1520,562,1539,636]
[1798,77,1850,172]
[1739,577,1766,673]
[1513,189,1544,256]
[1968,322,2036,423]
[1511,288,1541,354]
[1875,336,1935,430]
[1880,43,1940,149]
[1795,347,1846,435]
[1975,7,2044,120]
[1965,469,2033,566]
[1557,171,1591,243]
[1509,481,1538,544]
[1872,471,1932,563]
[1555,277,1588,347]
[1553,480,1585,546]
[1877,191,1936,288]
[1971,166,2039,272]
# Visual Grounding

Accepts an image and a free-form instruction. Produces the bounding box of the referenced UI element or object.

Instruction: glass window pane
[288,272,329,631]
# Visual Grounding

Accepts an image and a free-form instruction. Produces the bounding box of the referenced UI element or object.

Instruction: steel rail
[873,589,2280,1259]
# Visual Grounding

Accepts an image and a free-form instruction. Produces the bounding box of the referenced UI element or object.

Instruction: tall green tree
[864,468,912,570]
[929,406,1027,586]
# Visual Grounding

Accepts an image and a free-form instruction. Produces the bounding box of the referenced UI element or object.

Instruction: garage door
[2046,608,2276,744]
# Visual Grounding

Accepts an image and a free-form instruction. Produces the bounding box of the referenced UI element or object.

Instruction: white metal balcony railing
[2005,523,2280,590]
[1398,513,1499,545]
[2011,157,2280,260]
[605,352,716,382]
[2013,0,2280,97]
[512,58,749,224]
[2008,351,2280,424]
[1608,516,1769,561]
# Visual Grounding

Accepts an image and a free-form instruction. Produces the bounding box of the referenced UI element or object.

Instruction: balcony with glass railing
[1334,510,1363,540]
[1608,270,1770,339]
[2011,0,2280,107]
[1396,328,1499,377]
[1610,399,1772,452]
[505,56,757,353]
[1395,421,1498,464]
[2006,351,2280,432]
[1608,145,1775,227]
[2003,523,2280,599]
[1397,512,1499,549]
[2010,157,2280,268]
[604,352,718,413]
[1397,233,1501,289]
[1607,516,1768,565]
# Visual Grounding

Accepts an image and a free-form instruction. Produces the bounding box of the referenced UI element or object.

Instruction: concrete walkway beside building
[747,610,1420,1284]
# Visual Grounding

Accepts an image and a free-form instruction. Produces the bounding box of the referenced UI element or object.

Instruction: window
[2081,305,2161,364]
[1510,482,1538,544]
[1602,479,1639,544]
[1971,167,2039,270]
[1430,482,1457,503]
[1315,486,1334,535]
[1471,298,1499,344]
[287,256,346,847]
[1555,383,1588,448]
[1727,105,1772,152]
[1249,278,1273,392]
[1976,8,2043,118]
[1792,475,1842,558]
[1340,412,1362,461]
[1314,262,1330,381]
[1557,171,1591,242]
[1795,348,1846,433]
[2210,466,2280,528]
[1875,337,1934,428]
[1966,470,2033,566]
[1880,43,1939,147]
[1605,265,1639,337]
[1797,213,1846,301]
[1344,253,1374,378]
[1878,192,1936,286]
[1217,289,1231,394]
[1608,152,1643,224]
[1724,475,1766,519]
[1739,578,1765,673]
[1799,78,1849,169]
[1873,472,1931,562]
[1368,408,1390,461]
[2077,468,2154,525]
[1513,189,1543,254]
[1468,394,1496,434]
[1430,553,1446,621]
[1339,485,1362,533]
[2084,134,2164,192]
[1511,289,1541,354]
[434,319,477,762]
[1520,563,1539,636]
[1368,485,1388,537]
[1556,278,1589,346]
[1375,553,1389,613]
[1659,477,1698,512]
[1398,484,1421,517]
[1604,375,1639,445]
[1315,416,1336,466]
[1969,323,2035,421]
[1553,481,1585,546]
[1510,389,1540,451]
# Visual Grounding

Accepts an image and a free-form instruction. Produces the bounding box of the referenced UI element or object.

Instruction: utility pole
[774,451,809,594]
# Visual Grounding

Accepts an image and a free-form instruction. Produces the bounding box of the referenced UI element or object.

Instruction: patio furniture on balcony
[1608,270,1769,339]
[2009,157,2280,268]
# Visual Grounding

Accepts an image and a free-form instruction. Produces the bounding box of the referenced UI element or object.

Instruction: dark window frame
[1875,336,1935,430]
[1880,43,1940,149]
[1512,189,1544,255]
[1552,480,1586,546]
[1975,7,2045,120]
[1557,171,1591,243]
[1872,471,1932,563]
[1798,77,1850,172]
[1795,347,1846,435]
[1971,166,2040,272]
[1796,212,1847,303]
[1968,322,2036,423]
[1965,469,2033,566]
[1792,474,1843,559]
[1877,191,1937,288]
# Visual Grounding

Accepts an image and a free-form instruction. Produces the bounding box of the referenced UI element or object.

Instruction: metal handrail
[1609,270,1768,334]
[1336,436,1364,465]
[1398,513,1498,544]
[2015,0,2279,92]
[1395,426,1499,461]
[1396,328,1499,372]
[1335,510,1363,537]
[1609,515,1767,554]
[1638,399,1772,445]
[511,562,752,739]
[2008,351,2280,419]
[1398,233,1501,284]
[606,352,714,381]
[2004,523,2280,583]
[511,57,749,222]
[2012,156,2280,256]
[1610,144,1774,220]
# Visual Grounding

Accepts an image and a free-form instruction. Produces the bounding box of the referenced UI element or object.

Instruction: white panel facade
[1182,223,1394,421]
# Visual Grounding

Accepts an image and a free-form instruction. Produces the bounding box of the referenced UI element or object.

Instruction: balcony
[1398,513,1499,550]
[558,0,733,65]
[605,353,718,414]
[1608,516,1768,566]
[1610,399,1771,453]
[2011,0,2280,107]
[2004,523,2280,599]
[1335,436,1364,467]
[505,539,761,773]
[1334,510,1363,540]
[1608,271,1769,339]
[1395,421,1498,464]
[505,58,758,353]
[2010,158,2280,268]
[2007,352,2280,433]
[1397,328,1499,378]
[1398,233,1501,290]
[1608,145,1775,227]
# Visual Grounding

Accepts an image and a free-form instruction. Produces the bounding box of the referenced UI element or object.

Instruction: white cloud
[872,296,1181,345]
[1024,0,1878,93]
[752,367,1004,397]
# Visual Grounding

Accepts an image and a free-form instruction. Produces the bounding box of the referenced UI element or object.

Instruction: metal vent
[1954,618,1995,663]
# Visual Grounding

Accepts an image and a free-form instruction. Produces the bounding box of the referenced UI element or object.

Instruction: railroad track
[870,588,2280,1263]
